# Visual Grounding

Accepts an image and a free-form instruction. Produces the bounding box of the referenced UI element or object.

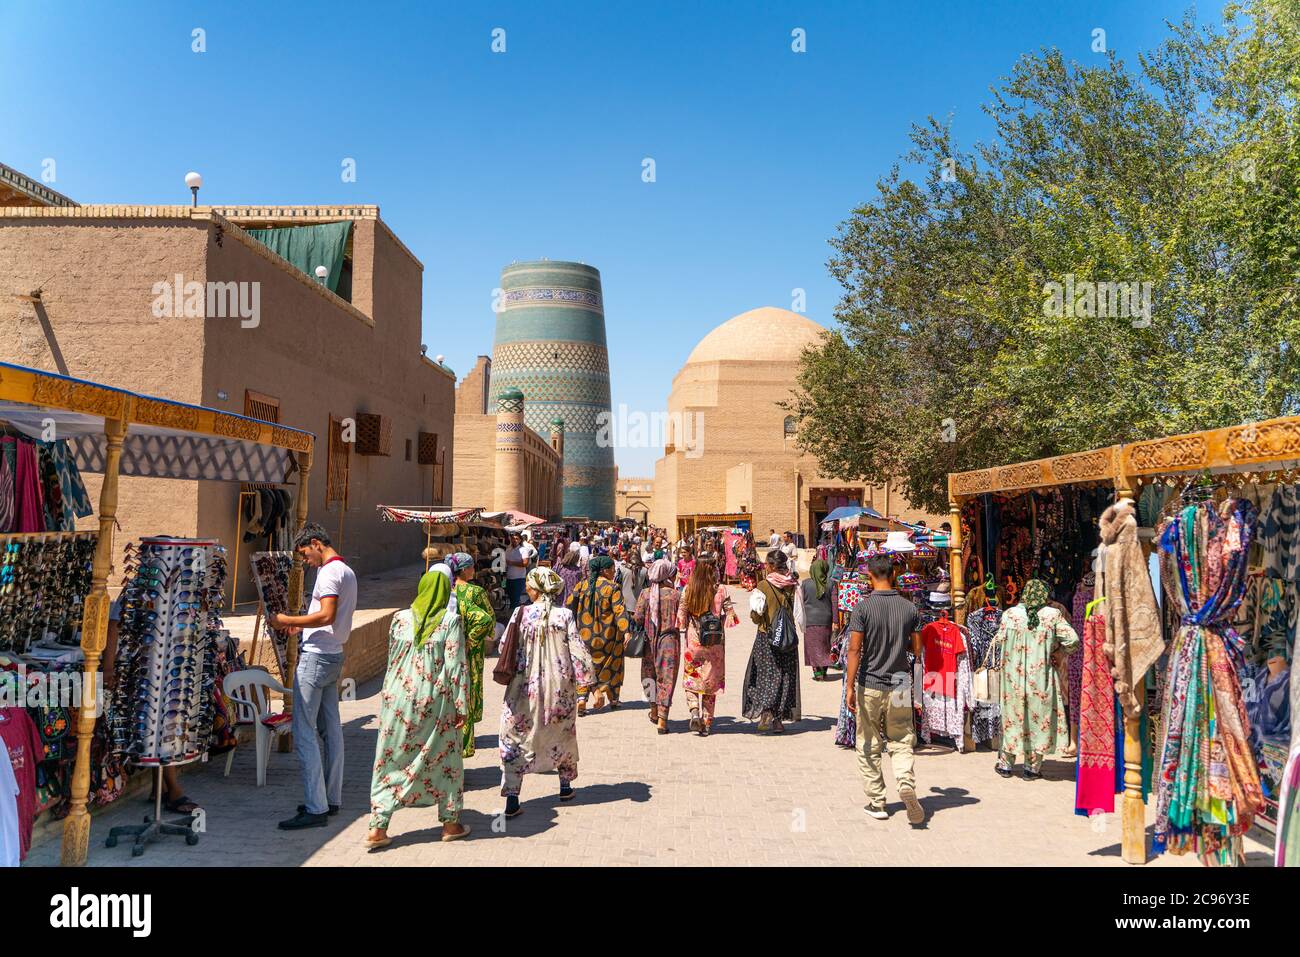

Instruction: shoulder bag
[492,606,525,686]
[768,588,798,655]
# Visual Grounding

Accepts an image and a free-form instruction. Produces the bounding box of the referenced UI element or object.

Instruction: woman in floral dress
[448,552,495,758]
[500,567,594,817]
[366,564,469,850]
[635,558,681,735]
[678,557,736,736]
[994,578,1079,779]
[566,555,631,713]
[743,549,802,732]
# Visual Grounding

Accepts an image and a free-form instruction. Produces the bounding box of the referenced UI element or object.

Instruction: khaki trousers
[855,685,916,808]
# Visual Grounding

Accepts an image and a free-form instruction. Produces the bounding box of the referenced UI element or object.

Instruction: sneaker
[298,804,340,817]
[863,805,889,820]
[504,795,522,817]
[994,765,1013,778]
[559,783,575,802]
[900,787,925,825]
[278,811,328,830]
[1023,767,1042,781]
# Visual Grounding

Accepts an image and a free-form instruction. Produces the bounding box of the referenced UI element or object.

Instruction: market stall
[949,416,1300,866]
[0,360,313,865]
[377,505,511,620]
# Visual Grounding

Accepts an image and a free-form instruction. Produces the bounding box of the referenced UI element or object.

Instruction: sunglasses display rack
[0,531,97,654]
[107,537,228,768]
[248,550,295,684]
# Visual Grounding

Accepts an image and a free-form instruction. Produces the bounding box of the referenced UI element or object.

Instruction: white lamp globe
[314,266,329,279]
[184,171,203,189]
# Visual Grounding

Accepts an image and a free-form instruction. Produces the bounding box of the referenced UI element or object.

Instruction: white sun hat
[883,530,916,553]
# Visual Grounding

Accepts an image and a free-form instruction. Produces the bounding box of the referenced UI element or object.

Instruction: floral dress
[368,608,469,830]
[995,604,1078,762]
[499,603,594,795]
[678,584,732,721]
[455,581,495,757]
[635,584,681,713]
[566,576,631,704]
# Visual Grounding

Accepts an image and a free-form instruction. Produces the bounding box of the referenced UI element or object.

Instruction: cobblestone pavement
[27,588,1273,867]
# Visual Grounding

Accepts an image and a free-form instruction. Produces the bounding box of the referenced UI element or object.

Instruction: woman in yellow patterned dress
[448,552,495,757]
[566,555,630,714]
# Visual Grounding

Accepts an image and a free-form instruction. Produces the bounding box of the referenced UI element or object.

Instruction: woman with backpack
[743,549,802,733]
[634,558,681,735]
[677,557,737,736]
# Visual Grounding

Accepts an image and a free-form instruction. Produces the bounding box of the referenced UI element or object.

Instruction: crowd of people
[268,518,936,849]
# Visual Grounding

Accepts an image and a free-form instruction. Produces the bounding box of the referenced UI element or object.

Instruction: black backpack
[697,612,724,646]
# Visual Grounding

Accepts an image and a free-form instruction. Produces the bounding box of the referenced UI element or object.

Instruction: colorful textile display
[920,618,972,750]
[1154,499,1267,865]
[1075,609,1117,815]
[964,605,1002,743]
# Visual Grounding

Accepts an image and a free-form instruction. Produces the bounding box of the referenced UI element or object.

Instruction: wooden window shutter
[418,431,438,465]
[244,390,281,424]
[326,415,351,507]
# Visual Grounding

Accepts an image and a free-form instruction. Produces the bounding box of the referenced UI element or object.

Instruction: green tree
[790,0,1300,513]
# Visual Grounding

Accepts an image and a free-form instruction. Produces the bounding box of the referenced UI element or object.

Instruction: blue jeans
[506,577,527,608]
[293,651,345,815]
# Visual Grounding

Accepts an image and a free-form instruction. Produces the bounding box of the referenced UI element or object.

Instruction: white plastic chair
[222,668,292,787]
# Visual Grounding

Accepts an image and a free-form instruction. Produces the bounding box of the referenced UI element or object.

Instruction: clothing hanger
[1086,594,1107,617]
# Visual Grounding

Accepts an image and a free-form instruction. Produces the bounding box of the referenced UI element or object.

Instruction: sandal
[441,824,472,842]
[165,796,200,815]
[657,719,669,735]
[699,722,710,737]
[364,835,392,851]
[648,707,659,725]
[689,716,701,733]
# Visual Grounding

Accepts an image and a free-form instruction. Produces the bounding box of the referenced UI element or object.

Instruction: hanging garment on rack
[11,440,43,534]
[1154,499,1266,865]
[1260,484,1300,582]
[920,618,972,749]
[1100,500,1163,718]
[43,441,92,527]
[1068,573,1095,726]
[1075,610,1117,815]
[0,440,14,534]
[965,604,1003,744]
[0,735,17,866]
[0,707,41,861]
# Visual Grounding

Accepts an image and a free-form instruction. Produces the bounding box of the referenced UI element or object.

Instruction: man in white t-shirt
[503,533,536,608]
[270,523,357,830]
[768,528,781,548]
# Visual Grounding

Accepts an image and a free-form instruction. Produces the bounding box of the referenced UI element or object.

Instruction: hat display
[882,531,915,553]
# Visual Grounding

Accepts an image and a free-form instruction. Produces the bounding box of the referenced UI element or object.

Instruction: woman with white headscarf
[365,563,469,850]
[500,566,594,818]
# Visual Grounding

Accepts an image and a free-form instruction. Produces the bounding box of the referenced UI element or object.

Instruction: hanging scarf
[411,565,451,648]
[1154,498,1264,865]
[646,558,676,633]
[1022,578,1048,630]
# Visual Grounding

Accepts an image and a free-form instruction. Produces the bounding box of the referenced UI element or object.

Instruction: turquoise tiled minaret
[490,260,615,520]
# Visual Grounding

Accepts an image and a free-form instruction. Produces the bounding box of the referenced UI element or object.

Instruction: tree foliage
[790,0,1300,513]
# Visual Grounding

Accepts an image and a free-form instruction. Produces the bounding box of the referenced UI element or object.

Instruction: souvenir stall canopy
[0,360,314,866]
[377,505,512,620]
[947,413,1300,867]
[677,511,750,542]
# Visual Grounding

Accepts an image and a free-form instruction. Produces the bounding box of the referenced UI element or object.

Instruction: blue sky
[1,0,1200,474]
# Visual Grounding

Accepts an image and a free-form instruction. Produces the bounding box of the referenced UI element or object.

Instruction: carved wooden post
[948,487,965,624]
[1116,474,1147,864]
[61,416,127,865]
[280,449,312,748]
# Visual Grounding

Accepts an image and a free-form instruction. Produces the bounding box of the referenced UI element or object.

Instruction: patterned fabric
[47,440,92,521]
[1260,484,1300,582]
[499,603,593,795]
[368,607,469,830]
[454,581,495,757]
[565,575,630,703]
[636,584,681,711]
[964,605,1003,744]
[742,581,801,721]
[0,439,14,533]
[1154,498,1266,865]
[680,585,730,701]
[1076,610,1117,815]
[920,619,973,750]
[995,604,1078,757]
[1068,574,1094,725]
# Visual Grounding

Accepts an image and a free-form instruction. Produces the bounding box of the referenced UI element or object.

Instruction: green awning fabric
[246,221,353,295]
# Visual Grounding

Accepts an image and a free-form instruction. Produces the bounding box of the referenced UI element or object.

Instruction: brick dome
[684,307,826,365]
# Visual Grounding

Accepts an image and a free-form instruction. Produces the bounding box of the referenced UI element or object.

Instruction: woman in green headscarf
[365,563,470,850]
[993,578,1079,779]
[795,558,835,680]
[565,554,630,713]
[448,552,494,758]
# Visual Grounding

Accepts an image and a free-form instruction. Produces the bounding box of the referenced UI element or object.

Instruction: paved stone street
[27,588,1273,867]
